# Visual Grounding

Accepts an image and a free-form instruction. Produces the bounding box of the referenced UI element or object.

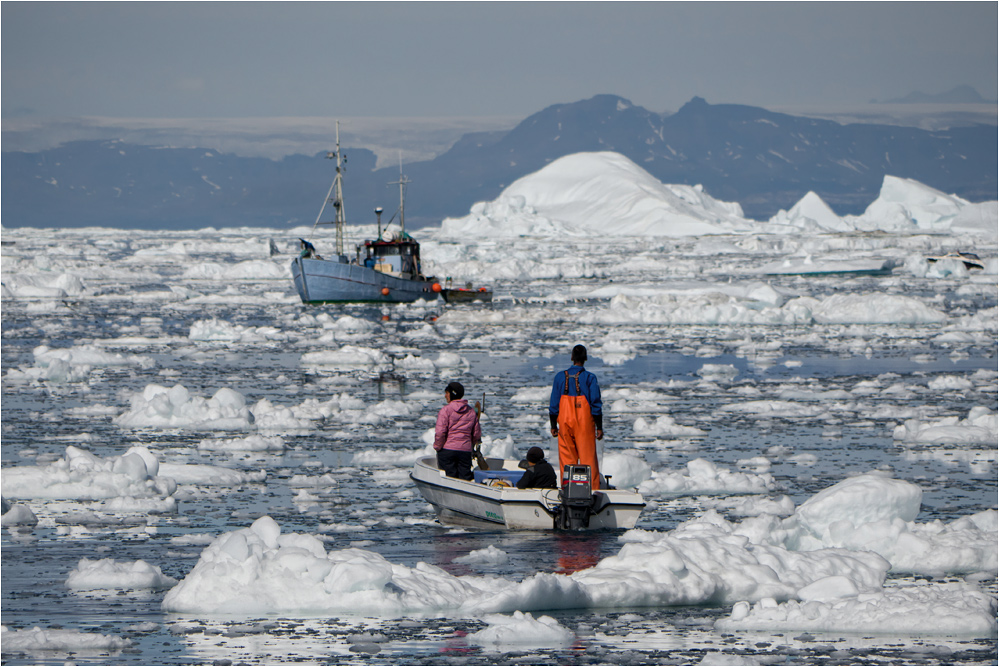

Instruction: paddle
[473,393,489,470]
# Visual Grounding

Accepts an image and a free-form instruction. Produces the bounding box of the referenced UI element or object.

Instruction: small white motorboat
[410,455,645,530]
[926,251,985,270]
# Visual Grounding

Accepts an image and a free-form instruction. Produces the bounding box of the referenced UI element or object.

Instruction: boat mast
[389,155,410,236]
[313,121,347,256]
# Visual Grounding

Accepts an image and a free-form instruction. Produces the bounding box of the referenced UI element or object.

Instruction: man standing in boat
[549,344,603,490]
[434,381,481,481]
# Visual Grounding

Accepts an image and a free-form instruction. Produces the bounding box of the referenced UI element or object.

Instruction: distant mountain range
[3,95,996,230]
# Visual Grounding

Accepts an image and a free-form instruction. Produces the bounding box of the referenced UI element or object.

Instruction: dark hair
[526,446,545,463]
[571,344,587,364]
[445,381,464,400]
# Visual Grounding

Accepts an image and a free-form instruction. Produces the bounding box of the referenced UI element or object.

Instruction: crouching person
[516,446,557,489]
[434,381,481,481]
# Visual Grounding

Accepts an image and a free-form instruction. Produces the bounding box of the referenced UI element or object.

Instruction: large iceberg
[439,152,752,238]
[434,152,996,239]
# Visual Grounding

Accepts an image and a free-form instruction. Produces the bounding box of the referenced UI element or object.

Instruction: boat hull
[292,256,438,304]
[411,456,645,530]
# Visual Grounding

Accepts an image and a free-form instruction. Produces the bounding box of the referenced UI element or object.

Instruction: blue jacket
[549,365,602,417]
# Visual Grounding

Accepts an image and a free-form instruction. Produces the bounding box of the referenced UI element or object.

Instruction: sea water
[1,227,996,664]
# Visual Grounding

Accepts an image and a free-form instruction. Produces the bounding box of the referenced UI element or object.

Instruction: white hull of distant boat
[410,455,645,530]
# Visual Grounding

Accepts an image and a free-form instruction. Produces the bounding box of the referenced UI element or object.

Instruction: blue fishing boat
[291,123,441,304]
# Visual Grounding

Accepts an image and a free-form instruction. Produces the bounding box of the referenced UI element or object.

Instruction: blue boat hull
[291,256,438,304]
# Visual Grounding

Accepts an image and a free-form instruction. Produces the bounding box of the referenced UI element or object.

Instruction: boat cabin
[363,235,422,279]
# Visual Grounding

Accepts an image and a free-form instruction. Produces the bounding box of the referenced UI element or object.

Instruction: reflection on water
[554,532,603,574]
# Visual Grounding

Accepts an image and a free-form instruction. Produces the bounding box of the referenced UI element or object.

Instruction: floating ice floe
[158,471,995,636]
[132,237,277,258]
[351,445,434,467]
[719,399,828,420]
[787,474,997,576]
[0,626,131,653]
[466,611,574,649]
[510,386,550,403]
[157,463,266,486]
[590,333,638,365]
[197,434,286,452]
[0,271,88,298]
[34,344,154,370]
[1,444,264,503]
[250,398,315,432]
[453,545,510,567]
[601,453,653,489]
[300,345,391,370]
[0,446,177,501]
[757,256,898,276]
[160,509,884,617]
[633,415,706,438]
[1,498,38,527]
[893,406,997,445]
[5,344,155,384]
[716,582,997,636]
[65,558,177,591]
[395,351,470,373]
[312,313,378,334]
[688,474,997,577]
[580,291,948,326]
[806,293,947,325]
[181,259,289,280]
[637,458,777,496]
[114,384,253,430]
[697,363,740,383]
[705,495,796,518]
[189,318,287,343]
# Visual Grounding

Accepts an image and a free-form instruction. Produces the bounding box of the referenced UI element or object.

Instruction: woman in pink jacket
[434,381,481,480]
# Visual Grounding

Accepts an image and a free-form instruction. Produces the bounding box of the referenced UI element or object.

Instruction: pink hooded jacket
[434,399,481,452]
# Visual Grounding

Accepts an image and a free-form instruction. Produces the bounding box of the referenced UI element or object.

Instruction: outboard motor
[556,464,594,530]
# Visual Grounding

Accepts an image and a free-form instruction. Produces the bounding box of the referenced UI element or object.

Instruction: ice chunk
[716,583,998,635]
[0,626,131,651]
[466,611,573,649]
[65,558,177,590]
[114,383,254,430]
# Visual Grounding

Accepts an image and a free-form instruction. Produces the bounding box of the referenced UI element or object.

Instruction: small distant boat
[926,251,985,270]
[441,280,493,303]
[291,123,441,304]
[411,455,645,531]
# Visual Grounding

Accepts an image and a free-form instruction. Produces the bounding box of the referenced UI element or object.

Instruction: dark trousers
[437,449,474,481]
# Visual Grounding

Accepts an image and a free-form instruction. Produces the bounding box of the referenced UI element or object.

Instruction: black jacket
[516,459,557,489]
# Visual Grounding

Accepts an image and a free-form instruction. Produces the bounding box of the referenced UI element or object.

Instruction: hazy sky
[3,2,996,119]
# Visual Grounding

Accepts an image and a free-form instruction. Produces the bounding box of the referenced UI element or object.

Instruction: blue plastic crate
[473,469,523,485]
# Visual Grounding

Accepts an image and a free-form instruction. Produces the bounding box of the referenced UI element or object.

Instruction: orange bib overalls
[558,370,600,491]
